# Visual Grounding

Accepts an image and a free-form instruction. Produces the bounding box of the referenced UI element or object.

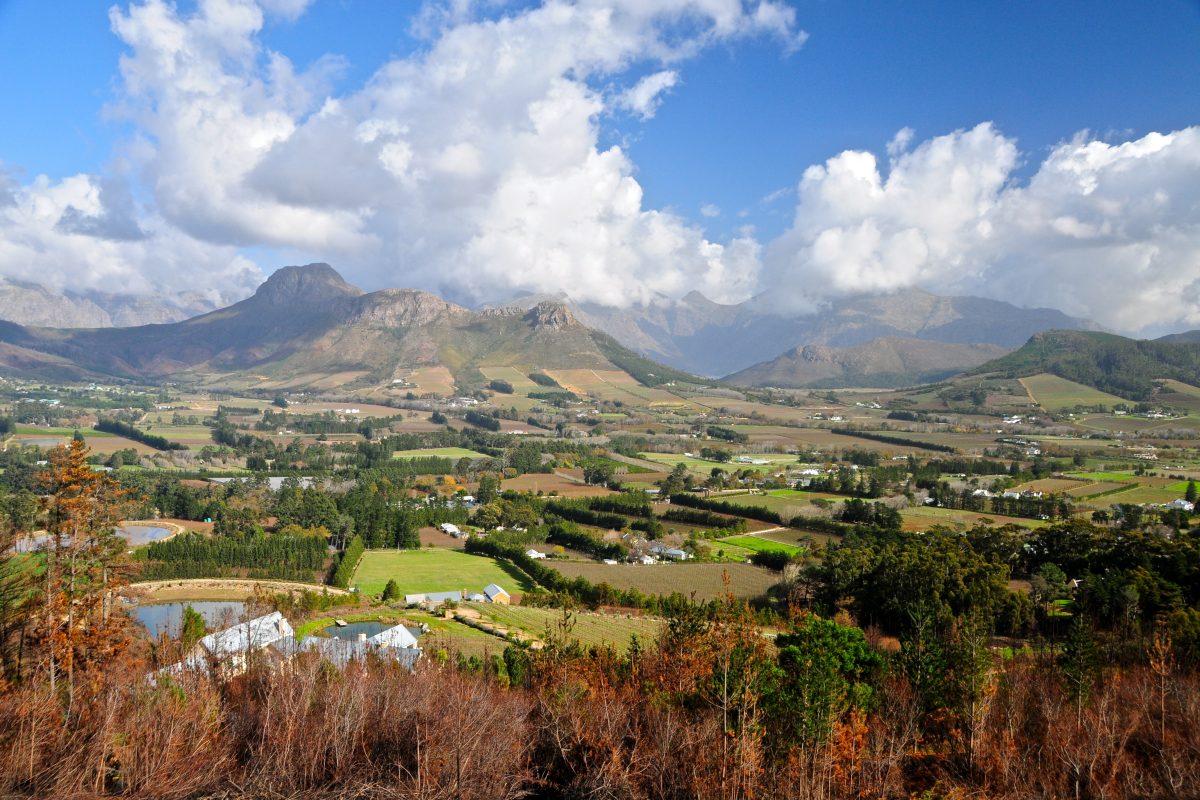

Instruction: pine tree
[28,439,135,712]
[180,604,207,649]
[1186,480,1197,504]
[1059,613,1100,722]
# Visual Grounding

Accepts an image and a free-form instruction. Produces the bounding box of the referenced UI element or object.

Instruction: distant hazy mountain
[967,329,1200,400]
[1156,330,1200,344]
[726,337,1010,388]
[0,264,702,391]
[499,287,1100,379]
[0,278,218,328]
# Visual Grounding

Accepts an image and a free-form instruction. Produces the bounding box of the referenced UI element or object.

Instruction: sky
[0,0,1198,335]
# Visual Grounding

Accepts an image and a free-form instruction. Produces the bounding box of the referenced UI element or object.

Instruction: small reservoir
[133,601,248,638]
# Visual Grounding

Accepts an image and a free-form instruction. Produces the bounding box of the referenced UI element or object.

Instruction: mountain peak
[524,301,577,330]
[254,263,363,306]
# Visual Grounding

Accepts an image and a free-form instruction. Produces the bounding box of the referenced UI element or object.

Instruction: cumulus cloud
[0,170,259,303]
[765,123,1200,334]
[32,0,796,308]
[1,0,1197,336]
[618,70,679,119]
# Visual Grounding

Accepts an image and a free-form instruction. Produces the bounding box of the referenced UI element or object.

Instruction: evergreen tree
[180,604,207,649]
[1059,613,1100,713]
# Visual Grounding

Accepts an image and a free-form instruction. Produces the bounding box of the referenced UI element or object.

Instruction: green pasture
[351,549,533,597]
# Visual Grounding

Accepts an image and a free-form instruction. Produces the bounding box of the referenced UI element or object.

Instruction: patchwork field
[1020,373,1125,411]
[351,549,534,597]
[548,561,779,599]
[543,369,694,408]
[479,366,541,394]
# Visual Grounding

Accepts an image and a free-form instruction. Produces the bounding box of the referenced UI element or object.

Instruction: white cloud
[2,0,1197,337]
[618,70,679,119]
[700,203,720,218]
[0,0,800,309]
[765,123,1200,334]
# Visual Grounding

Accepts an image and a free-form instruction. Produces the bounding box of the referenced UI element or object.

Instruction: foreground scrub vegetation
[0,442,1197,798]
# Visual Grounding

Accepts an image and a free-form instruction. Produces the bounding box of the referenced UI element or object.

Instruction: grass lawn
[351,549,534,597]
[391,447,492,460]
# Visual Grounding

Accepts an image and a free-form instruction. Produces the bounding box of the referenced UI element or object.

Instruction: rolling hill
[0,264,706,393]
[967,330,1200,400]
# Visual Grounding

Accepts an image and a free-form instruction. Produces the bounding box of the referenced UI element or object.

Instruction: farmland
[715,534,802,556]
[463,602,663,652]
[1020,373,1126,411]
[501,473,615,497]
[351,549,534,597]
[547,561,780,600]
[900,506,1053,532]
[391,447,492,460]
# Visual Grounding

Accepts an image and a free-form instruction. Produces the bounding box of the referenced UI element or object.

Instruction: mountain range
[0,263,1124,391]
[0,278,218,328]
[487,285,1100,386]
[0,264,700,391]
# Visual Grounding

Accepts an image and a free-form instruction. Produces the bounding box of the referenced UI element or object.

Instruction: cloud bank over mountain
[0,0,1197,335]
[766,123,1200,335]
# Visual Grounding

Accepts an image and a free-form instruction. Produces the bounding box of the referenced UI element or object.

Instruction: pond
[119,524,175,546]
[133,601,248,638]
[19,437,65,448]
[322,621,423,641]
[13,524,175,552]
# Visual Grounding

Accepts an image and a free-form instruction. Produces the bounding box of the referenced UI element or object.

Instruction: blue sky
[0,0,1198,332]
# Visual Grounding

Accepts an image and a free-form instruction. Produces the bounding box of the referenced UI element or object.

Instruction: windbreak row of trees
[94,418,187,451]
[140,531,328,582]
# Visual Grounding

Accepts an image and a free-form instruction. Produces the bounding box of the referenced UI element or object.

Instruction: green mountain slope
[968,330,1200,400]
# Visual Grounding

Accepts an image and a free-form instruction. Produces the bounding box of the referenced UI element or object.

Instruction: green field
[351,549,533,597]
[1020,373,1126,411]
[716,534,802,556]
[463,602,662,652]
[1066,471,1136,482]
[391,447,492,460]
